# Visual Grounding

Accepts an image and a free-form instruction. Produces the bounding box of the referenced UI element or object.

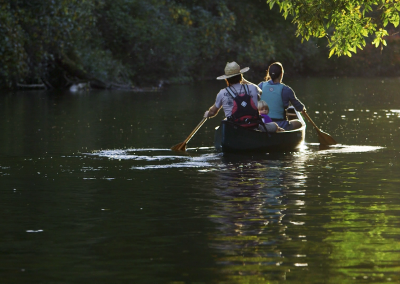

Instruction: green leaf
[268,1,275,10]
[329,47,335,58]
[383,19,388,27]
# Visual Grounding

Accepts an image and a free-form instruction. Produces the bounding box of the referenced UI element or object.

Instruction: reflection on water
[324,194,400,283]
[199,148,398,283]
[208,160,300,282]
[203,151,319,282]
[85,145,390,283]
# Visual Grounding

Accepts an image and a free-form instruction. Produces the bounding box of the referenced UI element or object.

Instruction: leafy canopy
[267,0,400,57]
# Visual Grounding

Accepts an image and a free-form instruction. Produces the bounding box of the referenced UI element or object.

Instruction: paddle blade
[170,142,187,151]
[302,112,337,146]
[317,130,337,145]
[170,117,207,152]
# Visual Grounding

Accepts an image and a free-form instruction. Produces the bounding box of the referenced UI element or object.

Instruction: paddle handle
[182,118,207,144]
[302,111,337,145]
[302,111,321,132]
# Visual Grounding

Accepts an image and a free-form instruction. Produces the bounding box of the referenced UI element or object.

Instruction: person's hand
[204,111,209,118]
[277,127,285,132]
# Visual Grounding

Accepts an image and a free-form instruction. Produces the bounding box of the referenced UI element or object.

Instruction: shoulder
[281,83,294,93]
[243,83,261,94]
[217,88,228,95]
[216,88,231,100]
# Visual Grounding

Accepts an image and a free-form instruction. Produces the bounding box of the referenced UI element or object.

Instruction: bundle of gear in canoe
[226,84,262,128]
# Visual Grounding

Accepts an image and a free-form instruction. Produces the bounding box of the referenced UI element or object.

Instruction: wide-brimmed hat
[217,62,249,80]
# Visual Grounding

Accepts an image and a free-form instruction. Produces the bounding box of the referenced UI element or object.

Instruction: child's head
[258,100,269,114]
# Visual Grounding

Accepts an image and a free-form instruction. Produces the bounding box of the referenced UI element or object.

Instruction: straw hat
[216,62,249,80]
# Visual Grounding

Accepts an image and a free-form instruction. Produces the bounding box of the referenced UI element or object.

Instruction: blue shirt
[258,81,305,113]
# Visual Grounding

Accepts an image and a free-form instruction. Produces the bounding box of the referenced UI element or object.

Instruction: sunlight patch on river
[308,143,384,153]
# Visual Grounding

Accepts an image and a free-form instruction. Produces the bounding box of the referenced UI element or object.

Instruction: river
[0,77,399,283]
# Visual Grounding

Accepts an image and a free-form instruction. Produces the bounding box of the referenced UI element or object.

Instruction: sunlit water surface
[1,78,400,284]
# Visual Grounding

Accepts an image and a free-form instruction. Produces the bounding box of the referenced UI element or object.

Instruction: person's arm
[204,105,220,118]
[243,77,262,99]
[253,84,262,101]
[282,86,305,112]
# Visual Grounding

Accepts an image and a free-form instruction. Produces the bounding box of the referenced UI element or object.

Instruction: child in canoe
[258,100,285,132]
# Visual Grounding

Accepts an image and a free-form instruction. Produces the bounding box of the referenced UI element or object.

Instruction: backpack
[226,84,261,128]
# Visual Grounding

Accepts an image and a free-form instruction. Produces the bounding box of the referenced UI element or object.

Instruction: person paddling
[204,62,278,133]
[258,62,306,130]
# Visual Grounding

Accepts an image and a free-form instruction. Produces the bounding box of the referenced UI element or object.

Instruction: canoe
[214,106,306,153]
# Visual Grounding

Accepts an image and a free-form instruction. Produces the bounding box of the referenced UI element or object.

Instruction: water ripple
[86,148,221,170]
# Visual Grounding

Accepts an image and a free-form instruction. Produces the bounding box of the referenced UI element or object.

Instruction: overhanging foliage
[267,0,400,57]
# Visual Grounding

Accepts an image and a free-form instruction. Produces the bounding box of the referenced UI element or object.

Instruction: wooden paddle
[171,118,207,151]
[302,111,337,145]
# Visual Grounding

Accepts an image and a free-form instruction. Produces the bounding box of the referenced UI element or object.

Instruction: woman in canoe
[204,61,279,132]
[258,62,306,130]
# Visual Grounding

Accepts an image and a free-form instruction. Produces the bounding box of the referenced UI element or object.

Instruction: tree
[7,0,399,90]
[96,0,279,84]
[267,0,400,57]
[0,0,123,89]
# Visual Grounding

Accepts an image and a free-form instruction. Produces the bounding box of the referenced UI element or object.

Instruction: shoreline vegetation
[2,0,400,91]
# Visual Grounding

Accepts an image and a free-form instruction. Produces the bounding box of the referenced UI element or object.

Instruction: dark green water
[1,77,400,284]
